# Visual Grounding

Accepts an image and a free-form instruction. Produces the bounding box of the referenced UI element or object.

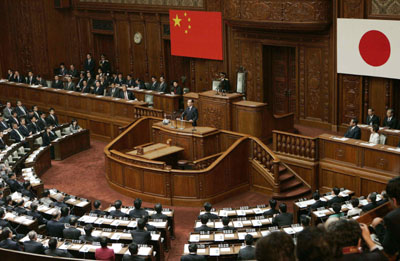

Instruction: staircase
[274,164,311,200]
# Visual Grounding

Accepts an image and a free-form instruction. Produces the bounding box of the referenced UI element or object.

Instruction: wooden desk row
[358,124,400,147]
[52,129,90,160]
[24,146,52,176]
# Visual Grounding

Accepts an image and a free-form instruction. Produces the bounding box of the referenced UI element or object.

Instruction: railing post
[272,160,280,194]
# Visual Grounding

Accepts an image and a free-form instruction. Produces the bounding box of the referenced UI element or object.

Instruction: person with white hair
[23,230,46,254]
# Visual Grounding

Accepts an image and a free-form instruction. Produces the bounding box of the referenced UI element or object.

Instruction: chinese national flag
[169,10,223,60]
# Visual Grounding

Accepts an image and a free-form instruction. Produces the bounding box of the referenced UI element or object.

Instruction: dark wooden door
[93,33,115,73]
[263,45,296,115]
[164,40,191,90]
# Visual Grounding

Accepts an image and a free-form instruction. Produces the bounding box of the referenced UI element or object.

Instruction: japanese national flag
[337,18,400,79]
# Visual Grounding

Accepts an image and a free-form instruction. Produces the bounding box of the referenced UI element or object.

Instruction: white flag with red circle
[337,18,400,79]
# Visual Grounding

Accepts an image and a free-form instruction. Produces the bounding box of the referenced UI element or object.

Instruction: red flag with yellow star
[169,10,223,60]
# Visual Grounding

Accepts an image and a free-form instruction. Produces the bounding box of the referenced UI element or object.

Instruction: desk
[130,88,181,114]
[127,143,184,160]
[358,124,400,147]
[24,146,52,176]
[52,129,91,160]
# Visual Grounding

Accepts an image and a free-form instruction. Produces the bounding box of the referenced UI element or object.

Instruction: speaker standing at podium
[181,99,198,126]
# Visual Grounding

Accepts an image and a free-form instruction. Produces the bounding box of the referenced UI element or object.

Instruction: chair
[62,127,71,135]
[18,147,25,156]
[144,82,151,90]
[379,134,387,145]
[35,137,43,146]
[55,130,62,138]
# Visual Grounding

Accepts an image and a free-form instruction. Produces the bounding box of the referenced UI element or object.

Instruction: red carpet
[41,140,295,260]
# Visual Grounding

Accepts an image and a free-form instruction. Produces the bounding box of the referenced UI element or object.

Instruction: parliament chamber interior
[0,0,400,260]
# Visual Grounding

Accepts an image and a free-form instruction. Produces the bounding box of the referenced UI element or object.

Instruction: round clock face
[134,32,142,44]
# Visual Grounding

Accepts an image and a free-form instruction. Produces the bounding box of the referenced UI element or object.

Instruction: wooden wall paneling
[129,13,146,78]
[145,15,162,81]
[77,15,92,67]
[340,0,365,18]
[172,174,198,198]
[339,74,363,126]
[115,14,131,76]
[368,77,393,122]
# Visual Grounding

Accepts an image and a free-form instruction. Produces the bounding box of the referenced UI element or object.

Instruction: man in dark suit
[46,108,59,126]
[91,200,107,216]
[0,208,19,236]
[308,191,327,215]
[10,122,25,142]
[365,108,380,126]
[135,78,145,89]
[79,224,100,243]
[0,132,6,150]
[119,85,135,100]
[26,71,37,85]
[3,101,13,120]
[64,76,76,91]
[27,202,48,225]
[86,72,95,87]
[181,243,206,261]
[171,80,183,95]
[129,198,147,218]
[327,187,345,207]
[19,118,31,137]
[195,215,215,232]
[23,231,46,254]
[32,105,41,120]
[92,81,104,95]
[12,71,24,83]
[263,199,280,217]
[151,203,168,220]
[58,206,73,223]
[344,118,361,139]
[217,216,236,231]
[84,53,96,75]
[238,234,256,260]
[58,63,68,76]
[218,72,230,92]
[36,75,47,86]
[45,238,73,257]
[126,74,135,87]
[383,108,398,129]
[38,112,48,131]
[122,243,146,261]
[150,76,159,90]
[28,115,39,134]
[0,114,10,132]
[157,76,167,92]
[7,69,14,81]
[15,100,28,118]
[63,216,81,240]
[107,82,121,97]
[198,202,219,220]
[361,192,379,213]
[115,73,126,86]
[110,200,127,218]
[131,218,151,244]
[0,227,21,250]
[99,54,111,74]
[51,75,63,89]
[181,99,198,126]
[46,212,65,238]
[6,173,23,192]
[68,64,78,78]
[8,111,20,127]
[272,203,293,227]
[80,80,91,93]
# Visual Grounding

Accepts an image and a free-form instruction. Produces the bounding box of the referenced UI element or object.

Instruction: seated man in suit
[308,191,327,215]
[344,118,361,139]
[157,76,167,92]
[151,203,168,220]
[18,118,32,137]
[92,81,104,95]
[79,224,100,243]
[39,189,54,205]
[27,202,48,225]
[7,69,14,81]
[64,76,76,91]
[12,70,24,83]
[263,199,280,217]
[6,172,23,192]
[198,202,219,220]
[119,85,136,100]
[361,192,379,213]
[180,99,198,126]
[91,200,107,216]
[129,198,147,218]
[63,216,81,240]
[59,206,73,223]
[46,211,65,238]
[36,75,47,86]
[142,214,157,232]
[107,82,121,97]
[327,187,345,207]
[365,108,380,126]
[181,243,206,261]
[10,123,25,142]
[21,181,35,199]
[130,218,151,244]
[0,114,10,132]
[330,202,344,218]
[26,71,37,85]
[217,216,236,232]
[23,230,46,254]
[272,203,293,227]
[15,100,28,118]
[218,72,230,92]
[42,126,56,146]
[0,227,21,251]
[195,215,215,232]
[3,101,13,120]
[383,108,398,129]
[122,242,146,261]
[38,112,48,131]
[115,72,126,86]
[51,75,63,89]
[9,110,20,127]
[135,78,145,89]
[0,208,19,236]
[28,115,40,134]
[238,234,256,260]
[80,80,91,93]
[68,64,78,78]
[126,74,135,87]
[46,108,59,126]
[150,76,159,90]
[347,198,362,217]
[110,199,128,218]
[45,238,73,257]
[0,131,6,150]
[171,80,183,95]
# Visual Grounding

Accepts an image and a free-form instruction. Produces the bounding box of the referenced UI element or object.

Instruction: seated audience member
[362,192,379,213]
[330,203,344,218]
[79,224,100,243]
[142,214,156,232]
[151,203,168,220]
[255,231,295,261]
[36,75,47,86]
[122,242,146,261]
[69,119,82,133]
[59,63,67,76]
[64,76,75,91]
[68,64,78,77]
[27,202,48,225]
[18,118,31,137]
[150,76,159,90]
[119,85,135,100]
[110,200,127,218]
[198,202,219,220]
[86,72,95,87]
[93,81,104,95]
[383,108,398,129]
[263,199,280,217]
[369,124,381,144]
[0,208,18,235]
[157,76,167,93]
[46,108,59,126]
[91,200,107,216]
[0,133,5,150]
[23,230,46,254]
[327,187,344,207]
[40,189,54,205]
[238,234,256,260]
[15,100,28,118]
[63,216,81,239]
[296,226,333,261]
[181,243,206,261]
[38,112,48,131]
[107,82,120,97]
[171,80,183,95]
[272,203,293,227]
[115,73,125,85]
[130,218,151,245]
[26,71,36,85]
[46,211,65,238]
[0,114,10,132]
[129,198,147,218]
[42,126,55,146]
[12,70,24,83]
[378,190,389,206]
[76,72,85,90]
[45,237,73,257]
[14,200,28,215]
[0,227,21,250]
[59,206,73,223]
[327,219,387,260]
[344,118,361,139]
[347,198,362,217]
[9,111,20,127]
[7,69,14,81]
[28,115,39,134]
[3,101,13,119]
[81,80,91,93]
[217,216,236,232]
[6,172,23,192]
[308,191,327,215]
[194,215,215,232]
[51,75,63,89]
[126,74,135,87]
[135,78,145,89]
[372,176,400,256]
[366,108,380,126]
[300,214,311,227]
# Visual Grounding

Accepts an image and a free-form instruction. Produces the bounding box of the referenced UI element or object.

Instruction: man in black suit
[91,200,107,216]
[344,118,361,139]
[21,181,35,199]
[150,76,159,90]
[129,198,147,218]
[99,54,111,74]
[119,85,135,100]
[126,74,135,87]
[181,243,206,261]
[86,72,95,87]
[217,216,236,232]
[272,203,293,227]
[80,80,91,93]
[115,73,126,86]
[6,173,23,192]
[327,187,345,207]
[0,227,21,250]
[151,203,168,220]
[130,218,151,244]
[59,206,73,223]
[15,100,28,118]
[32,105,41,120]
[79,224,100,243]
[218,72,230,92]
[63,216,81,240]
[84,53,96,75]
[38,112,48,131]
[8,111,20,127]
[23,231,46,254]
[28,115,39,134]
[92,81,104,95]
[195,215,215,232]
[0,208,19,235]
[64,76,76,91]
[0,132,6,150]
[19,118,31,137]
[0,114,10,132]
[122,243,146,261]
[157,76,167,92]
[383,108,398,129]
[68,64,78,78]
[171,80,183,95]
[46,108,59,126]
[308,191,327,215]
[26,71,37,85]
[27,202,48,225]
[365,108,380,126]
[12,71,24,83]
[361,192,379,213]
[51,75,63,89]
[10,122,25,142]
[238,234,256,260]
[45,238,73,257]
[58,63,67,76]
[110,200,127,218]
[7,69,14,81]
[46,211,65,238]
[263,199,280,217]
[107,82,121,97]
[198,202,219,220]
[36,75,47,86]
[181,99,198,126]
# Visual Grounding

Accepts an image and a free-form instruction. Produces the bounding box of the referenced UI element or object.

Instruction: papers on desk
[359,142,376,147]
[138,246,152,256]
[233,221,243,228]
[292,226,304,233]
[189,234,200,242]
[224,233,235,238]
[332,136,349,141]
[283,227,296,234]
[236,210,246,216]
[260,230,271,237]
[59,242,70,250]
[76,201,89,207]
[200,234,211,240]
[295,199,316,208]
[385,129,400,133]
[238,232,247,240]
[387,147,400,152]
[111,233,122,240]
[127,221,137,228]
[252,208,263,214]
[251,219,262,227]
[111,243,123,254]
[214,222,223,229]
[209,248,220,256]
[91,230,102,237]
[214,234,224,241]
[314,209,331,217]
[151,233,160,241]
[79,215,98,224]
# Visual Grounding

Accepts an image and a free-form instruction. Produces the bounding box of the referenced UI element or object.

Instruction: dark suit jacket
[42,132,51,146]
[110,209,128,218]
[51,80,63,89]
[37,79,47,86]
[0,238,20,250]
[198,212,219,220]
[7,179,23,192]
[107,88,120,98]
[272,213,293,227]
[46,220,65,238]
[23,240,46,254]
[19,125,30,137]
[100,60,111,73]
[119,90,135,100]
[150,81,159,90]
[0,138,6,150]
[366,115,380,126]
[128,208,147,218]
[0,219,17,235]
[308,200,327,215]
[361,202,379,213]
[263,208,279,217]
[237,245,256,260]
[28,122,39,134]
[10,129,24,142]
[63,227,81,240]
[181,254,207,261]
[79,235,100,243]
[383,116,398,129]
[92,86,104,95]
[26,76,37,85]
[9,117,20,127]
[157,82,167,92]
[45,248,73,257]
[344,126,361,139]
[84,59,95,74]
[64,82,76,91]
[91,209,108,216]
[378,207,400,255]
[327,196,344,207]
[12,75,25,83]
[151,213,168,220]
[27,210,47,225]
[0,121,9,131]
[46,115,59,126]
[182,106,198,126]
[122,254,147,261]
[131,229,151,244]
[15,106,28,117]
[171,85,183,95]
[80,85,91,93]
[126,79,135,87]
[38,118,47,131]
[115,78,126,85]
[68,69,79,77]
[194,224,215,232]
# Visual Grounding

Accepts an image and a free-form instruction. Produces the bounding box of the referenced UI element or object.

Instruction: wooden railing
[192,152,224,170]
[273,130,318,160]
[134,106,164,119]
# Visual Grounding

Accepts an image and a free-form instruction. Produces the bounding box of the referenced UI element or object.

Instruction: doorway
[93,33,115,73]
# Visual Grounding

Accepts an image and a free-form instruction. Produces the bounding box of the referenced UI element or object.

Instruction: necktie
[15,130,23,140]
[125,92,128,100]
